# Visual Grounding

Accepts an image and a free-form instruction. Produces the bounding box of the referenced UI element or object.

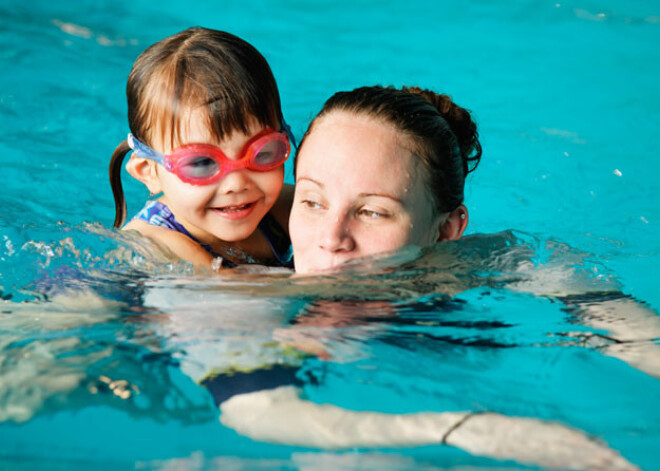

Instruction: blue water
[1,1,659,469]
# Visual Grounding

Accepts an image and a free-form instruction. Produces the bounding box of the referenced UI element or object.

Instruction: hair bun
[402,86,482,176]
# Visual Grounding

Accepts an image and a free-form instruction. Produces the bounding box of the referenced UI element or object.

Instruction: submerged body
[1,228,653,470]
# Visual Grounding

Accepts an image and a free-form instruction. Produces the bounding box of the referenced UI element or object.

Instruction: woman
[289,85,480,273]
[217,86,639,470]
[285,85,660,380]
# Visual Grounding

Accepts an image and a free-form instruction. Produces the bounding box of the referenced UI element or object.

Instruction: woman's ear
[438,205,469,241]
[125,156,163,195]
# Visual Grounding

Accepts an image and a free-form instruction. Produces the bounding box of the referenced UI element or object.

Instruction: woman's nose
[319,213,355,253]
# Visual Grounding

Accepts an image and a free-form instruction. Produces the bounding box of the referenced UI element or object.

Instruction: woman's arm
[559,292,660,378]
[506,259,660,379]
[220,386,636,471]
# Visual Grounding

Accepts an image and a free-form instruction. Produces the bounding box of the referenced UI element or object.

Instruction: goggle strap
[127,133,165,166]
[281,118,298,150]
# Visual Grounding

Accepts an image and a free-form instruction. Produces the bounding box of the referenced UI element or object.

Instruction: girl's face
[151,112,284,244]
[289,111,444,274]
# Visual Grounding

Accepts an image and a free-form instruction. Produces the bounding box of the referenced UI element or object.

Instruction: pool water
[1,1,659,469]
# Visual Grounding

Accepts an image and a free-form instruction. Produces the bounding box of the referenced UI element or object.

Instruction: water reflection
[0,224,657,469]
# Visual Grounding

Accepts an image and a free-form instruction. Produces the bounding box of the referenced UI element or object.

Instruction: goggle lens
[178,154,220,180]
[251,138,289,169]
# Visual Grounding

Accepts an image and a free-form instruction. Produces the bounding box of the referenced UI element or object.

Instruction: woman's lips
[211,202,256,220]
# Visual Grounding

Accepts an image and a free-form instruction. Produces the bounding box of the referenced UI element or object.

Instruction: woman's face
[289,111,443,274]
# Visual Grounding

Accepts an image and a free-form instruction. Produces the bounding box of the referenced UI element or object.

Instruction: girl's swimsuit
[131,200,293,268]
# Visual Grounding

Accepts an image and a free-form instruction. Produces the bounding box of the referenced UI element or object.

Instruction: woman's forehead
[312,110,400,140]
[297,111,423,197]
[303,111,411,162]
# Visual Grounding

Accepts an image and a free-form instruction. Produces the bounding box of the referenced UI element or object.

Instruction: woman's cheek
[356,223,407,254]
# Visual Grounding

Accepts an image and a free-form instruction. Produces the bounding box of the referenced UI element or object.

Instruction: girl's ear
[438,205,469,241]
[125,156,163,195]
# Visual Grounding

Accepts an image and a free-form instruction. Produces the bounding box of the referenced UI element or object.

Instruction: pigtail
[403,86,482,177]
[109,140,131,228]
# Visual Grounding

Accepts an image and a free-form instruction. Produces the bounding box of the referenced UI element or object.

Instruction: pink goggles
[127,128,291,186]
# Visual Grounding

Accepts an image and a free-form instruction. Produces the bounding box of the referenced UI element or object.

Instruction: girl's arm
[123,219,215,269]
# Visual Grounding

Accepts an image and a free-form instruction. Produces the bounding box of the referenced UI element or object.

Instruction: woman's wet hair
[110,27,283,228]
[296,85,482,214]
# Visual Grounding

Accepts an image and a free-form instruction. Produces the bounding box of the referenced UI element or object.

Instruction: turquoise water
[1,1,659,469]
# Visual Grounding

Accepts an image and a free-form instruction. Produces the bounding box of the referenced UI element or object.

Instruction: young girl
[109,27,295,270]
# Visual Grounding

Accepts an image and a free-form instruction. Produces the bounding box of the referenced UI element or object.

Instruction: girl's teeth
[221,203,250,212]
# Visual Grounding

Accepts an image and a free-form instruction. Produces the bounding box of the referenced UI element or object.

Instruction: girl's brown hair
[110,27,283,228]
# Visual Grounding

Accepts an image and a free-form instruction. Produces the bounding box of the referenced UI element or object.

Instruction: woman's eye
[301,199,323,210]
[358,208,388,219]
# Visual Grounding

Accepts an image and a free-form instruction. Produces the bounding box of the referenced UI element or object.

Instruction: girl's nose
[319,213,355,253]
[217,169,250,193]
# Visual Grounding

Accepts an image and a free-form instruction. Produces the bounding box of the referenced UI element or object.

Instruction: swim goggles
[127,127,291,186]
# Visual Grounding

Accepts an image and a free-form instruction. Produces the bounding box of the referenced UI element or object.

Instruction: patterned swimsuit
[131,200,293,268]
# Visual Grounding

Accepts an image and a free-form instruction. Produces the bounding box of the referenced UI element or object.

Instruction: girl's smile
[210,201,257,220]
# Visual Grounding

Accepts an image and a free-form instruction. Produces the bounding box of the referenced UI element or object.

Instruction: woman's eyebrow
[358,192,403,203]
[296,177,404,203]
[295,176,323,187]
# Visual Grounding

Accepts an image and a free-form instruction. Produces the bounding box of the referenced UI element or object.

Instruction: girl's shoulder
[123,219,214,268]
